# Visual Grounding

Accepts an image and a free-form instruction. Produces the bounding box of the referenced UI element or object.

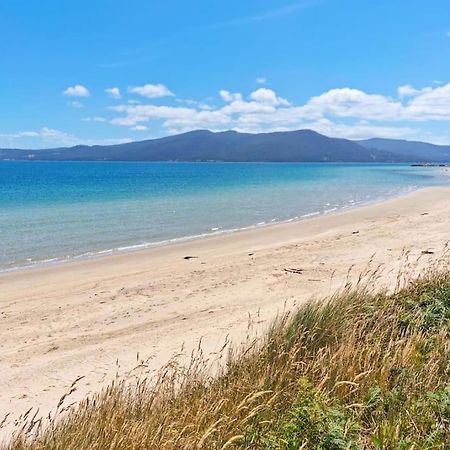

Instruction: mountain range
[1,129,450,163]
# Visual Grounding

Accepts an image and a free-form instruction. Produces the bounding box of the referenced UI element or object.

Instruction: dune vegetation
[8,265,450,449]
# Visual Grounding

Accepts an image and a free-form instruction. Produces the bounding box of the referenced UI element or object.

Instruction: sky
[1,0,450,149]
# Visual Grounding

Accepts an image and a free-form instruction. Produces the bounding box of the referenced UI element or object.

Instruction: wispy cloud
[0,127,131,148]
[132,125,148,131]
[105,87,122,99]
[215,0,321,28]
[97,56,154,69]
[82,116,107,122]
[68,100,84,108]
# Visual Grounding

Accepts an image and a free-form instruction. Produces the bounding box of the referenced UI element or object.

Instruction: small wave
[301,211,321,218]
[117,243,154,252]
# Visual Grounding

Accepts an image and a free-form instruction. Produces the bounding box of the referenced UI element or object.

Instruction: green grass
[7,269,450,449]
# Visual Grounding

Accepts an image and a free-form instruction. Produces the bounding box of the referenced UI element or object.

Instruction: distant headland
[1,129,450,163]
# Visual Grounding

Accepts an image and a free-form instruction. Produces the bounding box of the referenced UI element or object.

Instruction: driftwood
[284,267,303,274]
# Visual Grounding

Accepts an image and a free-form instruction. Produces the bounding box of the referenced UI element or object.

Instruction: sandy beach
[1,187,449,435]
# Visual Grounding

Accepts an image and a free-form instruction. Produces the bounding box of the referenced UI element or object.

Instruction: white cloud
[176,98,214,110]
[0,127,131,148]
[68,81,450,144]
[297,118,417,140]
[300,84,450,122]
[40,127,76,144]
[111,89,303,132]
[68,101,84,108]
[256,77,267,84]
[105,87,121,99]
[82,116,107,122]
[63,85,90,97]
[404,83,450,120]
[249,88,290,106]
[219,90,243,102]
[110,104,229,130]
[221,99,276,115]
[128,83,174,98]
[6,77,450,149]
[304,88,403,120]
[0,131,40,139]
[176,98,197,106]
[398,84,420,98]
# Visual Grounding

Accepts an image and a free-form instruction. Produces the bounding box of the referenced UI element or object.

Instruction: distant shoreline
[0,159,439,164]
[2,129,450,163]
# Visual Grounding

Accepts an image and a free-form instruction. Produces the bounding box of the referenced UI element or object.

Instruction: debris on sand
[284,268,303,274]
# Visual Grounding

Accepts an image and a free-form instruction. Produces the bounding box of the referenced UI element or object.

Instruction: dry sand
[0,187,449,435]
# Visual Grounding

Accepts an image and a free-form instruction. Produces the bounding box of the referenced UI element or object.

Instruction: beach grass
[7,264,450,449]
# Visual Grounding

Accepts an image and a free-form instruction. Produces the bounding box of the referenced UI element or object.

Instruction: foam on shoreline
[0,184,425,274]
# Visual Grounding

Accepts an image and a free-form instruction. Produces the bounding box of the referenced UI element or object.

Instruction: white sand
[0,187,449,434]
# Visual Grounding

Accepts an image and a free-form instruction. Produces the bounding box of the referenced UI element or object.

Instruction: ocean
[0,161,448,272]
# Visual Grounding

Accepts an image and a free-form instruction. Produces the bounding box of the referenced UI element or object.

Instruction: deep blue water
[0,161,448,271]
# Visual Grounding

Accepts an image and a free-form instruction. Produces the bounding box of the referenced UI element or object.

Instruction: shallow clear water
[0,161,448,271]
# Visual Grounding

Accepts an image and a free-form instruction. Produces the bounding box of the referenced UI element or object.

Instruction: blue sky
[1,0,450,148]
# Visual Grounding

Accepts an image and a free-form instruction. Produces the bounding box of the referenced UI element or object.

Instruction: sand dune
[1,187,449,435]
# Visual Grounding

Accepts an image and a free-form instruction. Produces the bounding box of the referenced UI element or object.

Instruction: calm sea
[0,161,448,271]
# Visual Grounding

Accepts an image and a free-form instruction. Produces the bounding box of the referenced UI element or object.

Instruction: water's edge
[0,184,426,275]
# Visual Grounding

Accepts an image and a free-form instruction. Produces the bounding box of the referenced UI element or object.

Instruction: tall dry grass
[6,264,450,449]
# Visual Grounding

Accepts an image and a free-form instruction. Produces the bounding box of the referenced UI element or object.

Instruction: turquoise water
[0,162,448,271]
